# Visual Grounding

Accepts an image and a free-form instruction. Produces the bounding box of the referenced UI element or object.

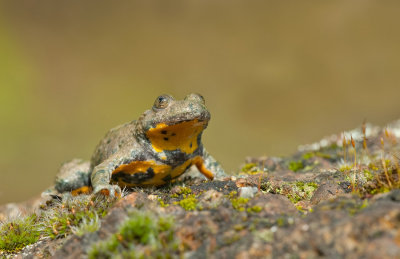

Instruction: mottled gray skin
[54,93,225,197]
[54,159,90,193]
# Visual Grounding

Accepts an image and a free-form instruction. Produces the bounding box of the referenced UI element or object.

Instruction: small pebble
[301,224,309,231]
[239,186,258,199]
[147,194,158,201]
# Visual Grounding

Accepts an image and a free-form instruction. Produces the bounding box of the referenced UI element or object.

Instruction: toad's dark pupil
[159,99,166,106]
[155,96,169,109]
[199,95,205,103]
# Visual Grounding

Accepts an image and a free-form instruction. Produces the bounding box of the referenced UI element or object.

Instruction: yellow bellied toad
[53,93,225,197]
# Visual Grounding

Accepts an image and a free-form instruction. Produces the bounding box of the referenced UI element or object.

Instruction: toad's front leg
[91,158,122,198]
[194,147,226,180]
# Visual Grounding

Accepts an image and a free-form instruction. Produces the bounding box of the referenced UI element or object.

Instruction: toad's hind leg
[54,159,92,195]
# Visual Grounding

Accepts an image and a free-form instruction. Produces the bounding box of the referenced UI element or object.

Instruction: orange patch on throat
[146,119,206,154]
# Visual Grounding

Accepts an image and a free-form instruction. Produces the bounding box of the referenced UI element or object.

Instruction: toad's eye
[153,94,172,110]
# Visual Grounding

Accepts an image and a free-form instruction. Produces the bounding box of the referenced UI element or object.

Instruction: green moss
[231,197,249,211]
[120,214,157,244]
[228,191,238,198]
[223,233,240,245]
[296,181,318,189]
[303,164,317,172]
[176,194,198,211]
[171,187,198,211]
[339,164,352,172]
[302,151,332,160]
[363,170,374,181]
[241,163,263,174]
[246,206,262,213]
[0,195,116,252]
[226,190,256,210]
[368,185,391,195]
[274,187,284,195]
[287,194,301,204]
[348,200,369,215]
[286,182,318,204]
[329,143,339,150]
[385,159,392,167]
[242,163,257,172]
[171,186,193,200]
[233,224,245,231]
[0,214,40,252]
[368,163,379,171]
[227,190,251,211]
[70,214,101,237]
[41,195,116,239]
[359,199,369,210]
[88,210,178,259]
[276,217,285,227]
[248,222,256,231]
[316,152,332,159]
[302,152,314,160]
[288,160,304,172]
[158,198,169,208]
[262,181,318,204]
[177,187,192,195]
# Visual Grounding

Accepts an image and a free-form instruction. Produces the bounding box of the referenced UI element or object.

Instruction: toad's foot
[93,184,122,198]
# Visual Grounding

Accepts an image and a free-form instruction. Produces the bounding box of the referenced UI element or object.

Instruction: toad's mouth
[146,119,207,154]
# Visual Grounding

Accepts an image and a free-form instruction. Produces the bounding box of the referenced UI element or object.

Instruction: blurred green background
[1,1,400,205]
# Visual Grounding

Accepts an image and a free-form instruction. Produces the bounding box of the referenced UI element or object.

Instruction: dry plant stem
[353,149,357,169]
[362,120,368,150]
[392,133,398,145]
[351,136,357,169]
[362,121,371,157]
[375,169,385,186]
[381,156,393,188]
[350,136,357,191]
[385,129,398,151]
[352,151,357,191]
[385,128,389,140]
[342,134,347,164]
[258,160,265,191]
[378,137,392,188]
[352,168,356,191]
[393,154,400,184]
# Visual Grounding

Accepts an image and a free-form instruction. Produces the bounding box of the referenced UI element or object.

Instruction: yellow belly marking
[110,159,198,187]
[146,119,205,154]
[112,160,170,175]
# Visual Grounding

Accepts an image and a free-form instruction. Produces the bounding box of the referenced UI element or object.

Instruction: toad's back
[90,121,137,170]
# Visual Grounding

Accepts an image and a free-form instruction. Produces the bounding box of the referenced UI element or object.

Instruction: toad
[53,93,225,197]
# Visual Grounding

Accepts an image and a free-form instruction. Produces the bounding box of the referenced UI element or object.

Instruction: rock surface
[2,120,400,258]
